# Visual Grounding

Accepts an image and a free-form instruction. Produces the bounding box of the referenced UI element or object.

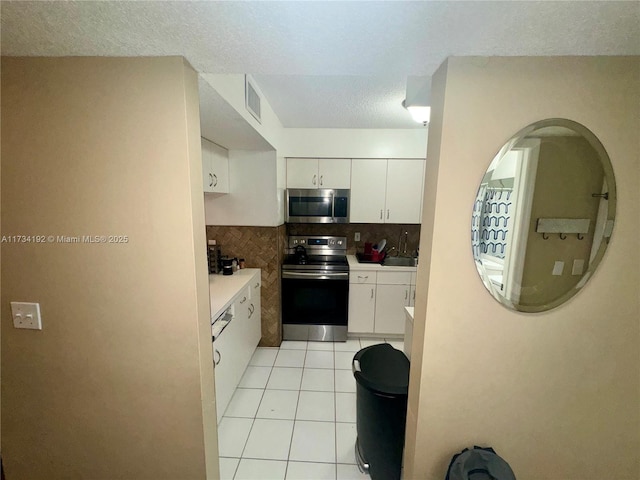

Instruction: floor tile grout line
[235,363,273,466]
[334,352,339,470]
[285,346,305,468]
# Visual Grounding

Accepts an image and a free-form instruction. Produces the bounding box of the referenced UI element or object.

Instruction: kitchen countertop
[347,255,417,272]
[209,268,260,322]
[404,306,415,324]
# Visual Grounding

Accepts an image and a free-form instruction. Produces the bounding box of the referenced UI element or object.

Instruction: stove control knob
[329,239,335,245]
[300,239,306,244]
[293,239,298,245]
[337,240,343,245]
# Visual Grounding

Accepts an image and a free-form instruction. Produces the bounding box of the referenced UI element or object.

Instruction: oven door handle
[282,271,349,281]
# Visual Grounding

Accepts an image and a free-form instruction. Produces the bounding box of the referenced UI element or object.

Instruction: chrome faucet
[397,230,409,256]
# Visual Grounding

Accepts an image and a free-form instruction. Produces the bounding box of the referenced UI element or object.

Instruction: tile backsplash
[286,223,421,255]
[206,224,286,347]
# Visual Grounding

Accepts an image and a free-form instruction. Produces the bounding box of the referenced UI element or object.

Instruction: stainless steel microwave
[286,189,350,224]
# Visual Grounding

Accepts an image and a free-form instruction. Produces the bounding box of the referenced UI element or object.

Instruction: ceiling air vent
[245,75,262,124]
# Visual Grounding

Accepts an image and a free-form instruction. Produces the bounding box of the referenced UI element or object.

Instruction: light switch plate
[552,261,564,276]
[11,302,42,330]
[354,232,361,241]
[572,259,585,276]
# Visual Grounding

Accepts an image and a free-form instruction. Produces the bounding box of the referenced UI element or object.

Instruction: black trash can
[352,343,410,480]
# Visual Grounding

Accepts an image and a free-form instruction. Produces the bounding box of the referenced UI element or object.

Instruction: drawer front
[234,286,250,310]
[377,271,412,285]
[250,273,261,300]
[350,271,377,284]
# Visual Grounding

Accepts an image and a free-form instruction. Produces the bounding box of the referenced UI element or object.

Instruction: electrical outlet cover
[11,302,42,330]
[552,261,564,276]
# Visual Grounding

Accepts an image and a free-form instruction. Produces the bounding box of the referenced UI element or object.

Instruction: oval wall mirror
[471,119,616,312]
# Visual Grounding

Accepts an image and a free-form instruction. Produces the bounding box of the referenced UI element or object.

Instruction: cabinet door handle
[213,174,218,187]
[209,173,214,187]
[413,290,416,300]
[380,209,383,220]
[240,296,247,304]
[312,174,317,185]
[405,289,408,300]
[358,275,368,280]
[254,282,260,289]
[248,304,254,318]
[319,175,323,186]
[371,288,374,299]
[387,209,390,220]
[214,349,221,365]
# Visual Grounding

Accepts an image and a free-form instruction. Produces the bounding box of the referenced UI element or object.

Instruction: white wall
[204,150,283,226]
[202,74,285,152]
[282,128,428,159]
[405,56,640,480]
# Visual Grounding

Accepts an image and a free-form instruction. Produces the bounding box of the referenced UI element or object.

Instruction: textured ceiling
[2,1,639,129]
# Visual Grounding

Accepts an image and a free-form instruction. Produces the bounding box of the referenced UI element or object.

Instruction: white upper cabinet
[202,138,229,194]
[350,159,388,223]
[385,159,425,223]
[286,158,351,189]
[350,159,425,224]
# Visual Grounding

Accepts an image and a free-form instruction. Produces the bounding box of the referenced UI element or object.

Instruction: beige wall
[406,57,639,479]
[1,57,218,479]
[520,136,604,307]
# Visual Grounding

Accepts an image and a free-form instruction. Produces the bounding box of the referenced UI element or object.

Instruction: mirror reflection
[471,119,616,312]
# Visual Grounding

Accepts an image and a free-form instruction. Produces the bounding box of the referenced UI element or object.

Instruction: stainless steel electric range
[281,236,349,342]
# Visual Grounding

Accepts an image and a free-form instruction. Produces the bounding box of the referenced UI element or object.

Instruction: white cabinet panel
[385,160,424,223]
[202,138,214,192]
[350,159,387,223]
[350,158,425,224]
[287,158,318,188]
[350,270,376,285]
[376,271,412,285]
[409,285,416,307]
[374,284,410,335]
[318,158,351,189]
[348,284,376,333]
[249,273,262,344]
[210,142,230,194]
[202,138,229,194]
[214,313,245,422]
[287,158,351,189]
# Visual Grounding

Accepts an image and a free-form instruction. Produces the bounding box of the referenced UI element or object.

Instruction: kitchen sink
[381,256,418,267]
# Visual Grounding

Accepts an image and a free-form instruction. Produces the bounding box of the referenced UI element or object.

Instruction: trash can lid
[352,343,410,396]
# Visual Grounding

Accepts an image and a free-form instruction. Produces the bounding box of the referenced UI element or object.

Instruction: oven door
[282,270,349,330]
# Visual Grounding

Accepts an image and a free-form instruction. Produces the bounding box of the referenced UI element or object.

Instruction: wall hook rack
[536,218,590,241]
[591,192,609,200]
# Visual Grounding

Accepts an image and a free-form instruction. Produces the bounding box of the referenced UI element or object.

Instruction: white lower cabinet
[212,311,243,423]
[213,271,261,423]
[348,283,376,333]
[348,269,415,335]
[374,284,410,335]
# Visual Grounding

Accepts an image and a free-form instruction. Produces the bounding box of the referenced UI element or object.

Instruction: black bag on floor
[445,446,516,480]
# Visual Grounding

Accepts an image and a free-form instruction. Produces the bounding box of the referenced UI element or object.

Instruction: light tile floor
[218,337,404,480]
